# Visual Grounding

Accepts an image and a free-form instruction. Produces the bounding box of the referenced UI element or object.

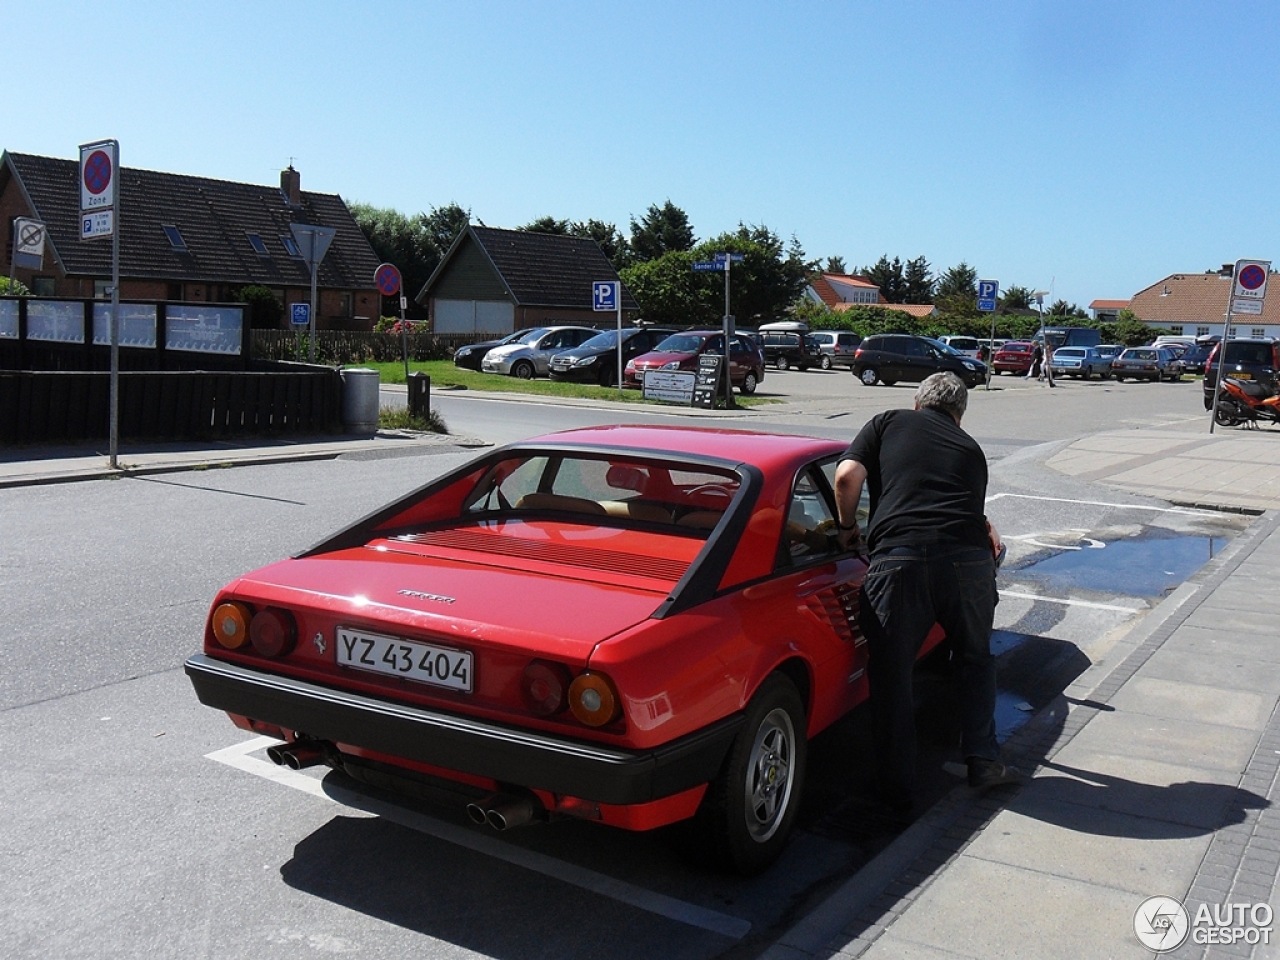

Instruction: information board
[692,354,727,408]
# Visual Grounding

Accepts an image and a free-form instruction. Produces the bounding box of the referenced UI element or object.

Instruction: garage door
[434,300,514,334]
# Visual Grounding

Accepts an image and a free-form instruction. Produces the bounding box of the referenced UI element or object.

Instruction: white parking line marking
[206,737,751,940]
[997,590,1144,613]
[986,492,1216,516]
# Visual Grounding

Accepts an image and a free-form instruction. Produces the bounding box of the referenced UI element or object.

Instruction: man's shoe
[967,758,1023,790]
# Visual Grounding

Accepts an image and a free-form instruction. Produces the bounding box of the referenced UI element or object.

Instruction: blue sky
[8,1,1278,309]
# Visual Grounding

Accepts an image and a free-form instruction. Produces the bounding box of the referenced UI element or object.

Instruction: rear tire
[820,356,833,370]
[741,370,759,395]
[695,673,806,876]
[1215,401,1244,426]
[776,356,789,371]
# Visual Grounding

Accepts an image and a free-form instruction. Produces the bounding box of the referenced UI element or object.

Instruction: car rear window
[1225,343,1274,365]
[1055,348,1085,358]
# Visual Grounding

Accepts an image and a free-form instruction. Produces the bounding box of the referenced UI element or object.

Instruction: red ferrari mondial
[186,425,935,874]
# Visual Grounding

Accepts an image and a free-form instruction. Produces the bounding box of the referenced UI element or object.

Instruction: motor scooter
[1214,377,1280,427]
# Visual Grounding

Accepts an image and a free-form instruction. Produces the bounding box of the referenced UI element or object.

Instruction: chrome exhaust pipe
[266,740,328,770]
[485,795,539,831]
[465,794,499,826]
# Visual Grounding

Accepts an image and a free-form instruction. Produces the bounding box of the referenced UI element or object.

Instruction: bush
[236,285,282,328]
[0,277,30,296]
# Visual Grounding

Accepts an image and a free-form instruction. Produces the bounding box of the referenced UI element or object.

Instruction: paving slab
[1103,676,1276,731]
[1042,708,1260,774]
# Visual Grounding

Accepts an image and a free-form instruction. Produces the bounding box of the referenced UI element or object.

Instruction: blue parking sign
[290,303,311,325]
[977,279,999,313]
[593,281,618,312]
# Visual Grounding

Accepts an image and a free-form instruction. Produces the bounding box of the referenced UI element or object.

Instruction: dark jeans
[858,544,1000,802]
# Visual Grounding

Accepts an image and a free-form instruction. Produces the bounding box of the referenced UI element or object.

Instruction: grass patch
[379,405,448,433]
[348,360,775,407]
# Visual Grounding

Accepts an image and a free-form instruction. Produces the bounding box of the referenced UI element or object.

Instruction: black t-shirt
[842,407,988,552]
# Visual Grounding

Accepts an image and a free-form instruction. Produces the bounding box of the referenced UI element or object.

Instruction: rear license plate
[1233,372,1253,379]
[336,628,473,692]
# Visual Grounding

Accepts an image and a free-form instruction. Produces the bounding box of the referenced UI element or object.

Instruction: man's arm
[834,458,868,551]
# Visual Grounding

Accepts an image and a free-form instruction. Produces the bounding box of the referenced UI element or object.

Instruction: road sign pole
[1209,302,1235,435]
[308,262,318,363]
[723,258,733,409]
[400,293,410,383]
[616,297,623,397]
[108,144,121,469]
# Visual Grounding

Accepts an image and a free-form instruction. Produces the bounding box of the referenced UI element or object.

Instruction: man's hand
[986,518,1003,560]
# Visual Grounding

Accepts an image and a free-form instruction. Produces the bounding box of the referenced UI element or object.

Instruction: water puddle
[1011,533,1227,597]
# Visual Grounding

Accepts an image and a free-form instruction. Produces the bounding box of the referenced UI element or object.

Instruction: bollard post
[407,372,431,420]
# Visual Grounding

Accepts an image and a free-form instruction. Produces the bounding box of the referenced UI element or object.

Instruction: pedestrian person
[1028,343,1043,380]
[834,372,1020,812]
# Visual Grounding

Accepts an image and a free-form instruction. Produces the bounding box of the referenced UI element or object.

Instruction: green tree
[999,285,1034,311]
[571,219,629,270]
[903,256,934,304]
[862,255,906,303]
[824,255,847,274]
[933,262,979,317]
[350,201,470,317]
[235,284,282,328]
[629,201,695,263]
[1103,308,1158,346]
[619,251,710,326]
[520,216,571,234]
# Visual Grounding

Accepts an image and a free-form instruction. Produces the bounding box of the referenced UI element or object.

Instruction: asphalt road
[0,372,1248,959]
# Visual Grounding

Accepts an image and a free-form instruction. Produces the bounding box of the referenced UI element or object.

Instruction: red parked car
[186,426,944,874]
[991,340,1034,375]
[624,330,766,394]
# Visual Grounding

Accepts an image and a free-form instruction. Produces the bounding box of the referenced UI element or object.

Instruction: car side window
[776,468,842,568]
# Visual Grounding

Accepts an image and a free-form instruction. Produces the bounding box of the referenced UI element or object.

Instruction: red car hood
[231,525,698,661]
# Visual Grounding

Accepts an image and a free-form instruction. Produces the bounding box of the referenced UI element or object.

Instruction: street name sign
[692,261,722,272]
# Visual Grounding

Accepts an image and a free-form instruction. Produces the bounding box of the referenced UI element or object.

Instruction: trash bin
[407,372,431,420]
[340,367,380,436]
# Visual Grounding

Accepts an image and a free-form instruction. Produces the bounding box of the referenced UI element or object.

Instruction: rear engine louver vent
[392,530,691,582]
[807,583,864,644]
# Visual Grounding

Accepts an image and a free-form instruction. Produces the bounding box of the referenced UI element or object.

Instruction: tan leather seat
[601,500,672,524]
[514,493,607,516]
[676,511,721,530]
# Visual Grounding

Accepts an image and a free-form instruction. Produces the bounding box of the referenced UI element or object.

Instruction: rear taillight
[521,660,572,716]
[211,601,252,649]
[569,672,622,727]
[249,607,296,657]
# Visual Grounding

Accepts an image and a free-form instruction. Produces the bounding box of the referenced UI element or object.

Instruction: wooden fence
[0,364,342,444]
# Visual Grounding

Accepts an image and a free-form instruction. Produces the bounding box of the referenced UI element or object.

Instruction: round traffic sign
[19,223,43,247]
[83,150,113,195]
[375,263,401,297]
[1238,264,1266,291]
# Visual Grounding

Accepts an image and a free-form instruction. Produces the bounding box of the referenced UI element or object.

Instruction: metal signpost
[375,263,407,380]
[289,224,336,362]
[592,280,621,392]
[977,279,999,388]
[1210,259,1271,434]
[79,139,120,467]
[691,254,744,407]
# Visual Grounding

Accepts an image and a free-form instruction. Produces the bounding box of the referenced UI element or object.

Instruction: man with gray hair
[834,372,1018,812]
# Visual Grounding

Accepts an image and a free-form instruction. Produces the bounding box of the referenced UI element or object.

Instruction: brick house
[1130,273,1280,340]
[1,151,381,329]
[416,225,639,334]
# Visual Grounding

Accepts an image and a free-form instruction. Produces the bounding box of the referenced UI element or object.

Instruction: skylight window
[163,224,187,251]
[280,235,302,258]
[246,233,269,256]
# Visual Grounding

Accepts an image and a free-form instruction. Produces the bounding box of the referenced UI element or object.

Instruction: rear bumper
[186,654,741,806]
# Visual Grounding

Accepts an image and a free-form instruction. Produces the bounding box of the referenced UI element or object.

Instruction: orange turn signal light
[211,601,252,649]
[568,671,621,727]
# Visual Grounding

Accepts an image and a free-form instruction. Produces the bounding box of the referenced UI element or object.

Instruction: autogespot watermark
[1134,896,1274,952]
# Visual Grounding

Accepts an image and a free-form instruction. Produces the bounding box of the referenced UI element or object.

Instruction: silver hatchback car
[481,325,599,378]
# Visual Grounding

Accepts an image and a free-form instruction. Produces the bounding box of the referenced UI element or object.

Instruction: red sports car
[186,426,942,874]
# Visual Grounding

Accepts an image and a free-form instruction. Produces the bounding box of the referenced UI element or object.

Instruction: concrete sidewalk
[766,425,1280,959]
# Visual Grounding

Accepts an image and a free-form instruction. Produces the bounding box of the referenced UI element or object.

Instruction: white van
[938,335,982,359]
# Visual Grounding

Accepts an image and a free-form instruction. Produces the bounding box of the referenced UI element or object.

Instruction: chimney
[281,165,301,207]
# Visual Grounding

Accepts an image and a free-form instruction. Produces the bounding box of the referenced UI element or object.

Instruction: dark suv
[1203,339,1280,409]
[851,334,987,388]
[760,331,824,371]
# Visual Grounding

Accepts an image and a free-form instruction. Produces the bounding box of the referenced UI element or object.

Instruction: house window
[1168,325,1183,336]
[1197,326,1210,337]
[162,224,187,251]
[32,277,55,296]
[167,283,183,301]
[246,233,269,256]
[280,235,302,258]
[1252,328,1266,339]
